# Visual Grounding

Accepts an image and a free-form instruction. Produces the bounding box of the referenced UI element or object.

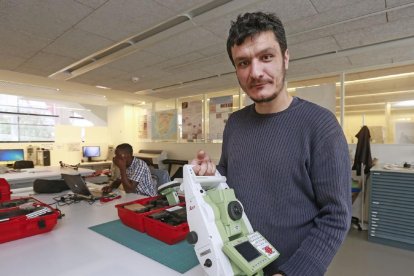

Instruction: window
[0,94,108,142]
[0,95,57,142]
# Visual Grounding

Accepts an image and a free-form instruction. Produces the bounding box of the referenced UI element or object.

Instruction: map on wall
[138,114,148,139]
[151,110,177,140]
[209,96,233,140]
[182,100,203,140]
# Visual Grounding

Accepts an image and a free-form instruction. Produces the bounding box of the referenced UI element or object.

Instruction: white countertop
[0,192,202,276]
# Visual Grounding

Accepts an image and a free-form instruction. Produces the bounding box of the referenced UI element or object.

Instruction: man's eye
[262,55,273,61]
[237,61,249,68]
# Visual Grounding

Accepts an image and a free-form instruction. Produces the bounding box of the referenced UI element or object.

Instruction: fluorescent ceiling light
[393,100,414,107]
[96,85,111,89]
[289,72,414,92]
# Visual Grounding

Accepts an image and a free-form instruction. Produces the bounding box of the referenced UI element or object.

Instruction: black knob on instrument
[228,200,243,220]
[204,259,212,267]
[186,231,198,244]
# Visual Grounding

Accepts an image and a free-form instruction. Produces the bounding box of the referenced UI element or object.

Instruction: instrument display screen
[234,241,261,262]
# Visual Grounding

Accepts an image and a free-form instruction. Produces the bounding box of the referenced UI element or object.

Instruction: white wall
[3,102,414,168]
[349,143,414,165]
[0,125,113,166]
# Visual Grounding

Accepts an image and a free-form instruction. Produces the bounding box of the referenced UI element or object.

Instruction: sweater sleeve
[279,129,352,275]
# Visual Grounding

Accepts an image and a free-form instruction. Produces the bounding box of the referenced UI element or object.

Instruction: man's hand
[101,185,113,193]
[190,150,216,176]
[113,154,127,170]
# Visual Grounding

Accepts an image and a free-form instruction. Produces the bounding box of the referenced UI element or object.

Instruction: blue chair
[150,167,170,187]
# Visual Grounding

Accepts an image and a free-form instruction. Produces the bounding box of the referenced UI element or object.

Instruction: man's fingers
[190,159,201,166]
[192,165,201,175]
[205,162,216,176]
[197,150,206,160]
[199,161,208,175]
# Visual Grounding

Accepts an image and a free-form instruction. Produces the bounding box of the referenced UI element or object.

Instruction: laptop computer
[61,173,106,200]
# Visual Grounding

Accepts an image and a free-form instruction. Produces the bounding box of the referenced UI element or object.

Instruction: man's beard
[249,62,286,104]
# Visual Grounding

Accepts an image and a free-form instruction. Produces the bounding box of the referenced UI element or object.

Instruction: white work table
[1,166,95,190]
[0,191,203,276]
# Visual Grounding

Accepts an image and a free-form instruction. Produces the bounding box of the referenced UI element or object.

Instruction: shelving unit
[78,161,112,171]
[369,168,414,251]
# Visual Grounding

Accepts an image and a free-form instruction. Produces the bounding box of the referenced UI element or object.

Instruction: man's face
[114,149,132,166]
[231,31,289,103]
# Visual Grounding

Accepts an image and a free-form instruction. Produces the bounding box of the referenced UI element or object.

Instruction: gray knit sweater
[217,97,352,276]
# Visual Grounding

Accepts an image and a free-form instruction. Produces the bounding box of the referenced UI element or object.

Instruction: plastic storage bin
[0,197,60,243]
[115,195,184,233]
[0,178,12,202]
[143,205,189,245]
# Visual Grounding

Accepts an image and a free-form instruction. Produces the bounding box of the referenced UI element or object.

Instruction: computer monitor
[0,149,25,164]
[82,146,100,162]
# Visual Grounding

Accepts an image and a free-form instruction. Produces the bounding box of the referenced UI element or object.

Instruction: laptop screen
[61,174,92,197]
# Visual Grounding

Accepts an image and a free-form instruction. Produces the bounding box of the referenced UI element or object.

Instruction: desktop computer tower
[36,150,51,166]
[107,145,115,161]
[27,145,36,163]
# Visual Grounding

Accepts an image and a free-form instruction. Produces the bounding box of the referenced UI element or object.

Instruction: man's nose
[249,60,264,79]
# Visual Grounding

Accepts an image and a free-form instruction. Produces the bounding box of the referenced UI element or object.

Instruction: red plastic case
[115,195,185,233]
[0,178,12,202]
[0,197,60,243]
[143,206,189,245]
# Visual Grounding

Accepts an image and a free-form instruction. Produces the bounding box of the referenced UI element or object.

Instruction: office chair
[150,167,170,188]
[13,160,34,169]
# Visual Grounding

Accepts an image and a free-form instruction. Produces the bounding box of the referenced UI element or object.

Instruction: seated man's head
[114,143,133,167]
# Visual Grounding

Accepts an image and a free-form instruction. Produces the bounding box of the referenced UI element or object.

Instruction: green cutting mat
[89,219,198,274]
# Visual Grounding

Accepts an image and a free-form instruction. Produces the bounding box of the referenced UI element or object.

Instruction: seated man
[102,143,157,196]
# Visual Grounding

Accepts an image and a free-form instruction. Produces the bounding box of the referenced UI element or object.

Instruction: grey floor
[326,228,414,276]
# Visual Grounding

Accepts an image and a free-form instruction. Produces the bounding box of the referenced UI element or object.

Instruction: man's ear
[284,49,289,70]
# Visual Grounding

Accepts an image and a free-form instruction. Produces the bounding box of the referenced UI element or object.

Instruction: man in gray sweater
[192,12,351,276]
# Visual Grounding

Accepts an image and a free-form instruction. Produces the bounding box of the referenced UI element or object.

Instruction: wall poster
[209,96,233,140]
[151,110,177,140]
[182,100,203,140]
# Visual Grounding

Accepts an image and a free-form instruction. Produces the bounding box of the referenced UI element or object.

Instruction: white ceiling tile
[386,0,414,8]
[289,36,339,60]
[251,0,317,22]
[391,44,414,63]
[0,0,93,40]
[287,14,386,45]
[108,50,167,72]
[310,0,367,13]
[347,51,394,67]
[287,62,322,80]
[15,51,76,76]
[0,27,51,58]
[74,0,108,9]
[43,28,115,60]
[285,0,384,35]
[76,0,176,41]
[160,53,208,71]
[197,42,227,57]
[387,4,414,21]
[71,66,127,84]
[152,0,207,13]
[313,56,352,74]
[144,27,223,58]
[0,54,25,70]
[2,0,414,101]
[335,16,414,49]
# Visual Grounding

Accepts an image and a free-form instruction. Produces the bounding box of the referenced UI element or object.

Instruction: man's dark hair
[226,12,287,66]
[116,143,133,155]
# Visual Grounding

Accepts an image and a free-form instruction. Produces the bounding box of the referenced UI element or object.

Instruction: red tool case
[144,205,189,245]
[0,178,60,244]
[0,178,12,202]
[116,195,188,244]
[115,195,185,232]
